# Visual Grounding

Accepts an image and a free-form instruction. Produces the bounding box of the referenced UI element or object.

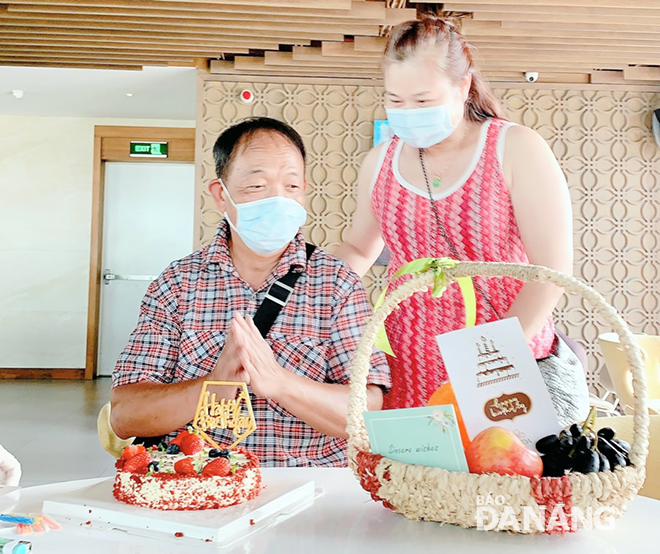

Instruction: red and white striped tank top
[371,118,555,410]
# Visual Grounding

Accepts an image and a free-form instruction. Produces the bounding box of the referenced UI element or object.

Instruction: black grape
[570,424,583,438]
[573,450,599,474]
[598,452,611,472]
[575,435,593,453]
[542,454,567,477]
[610,452,627,468]
[597,427,615,441]
[611,438,631,454]
[559,429,572,440]
[598,438,627,468]
[558,435,574,451]
[608,438,631,465]
[536,435,559,454]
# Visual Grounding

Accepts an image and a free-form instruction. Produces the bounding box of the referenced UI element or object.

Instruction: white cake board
[42,474,317,548]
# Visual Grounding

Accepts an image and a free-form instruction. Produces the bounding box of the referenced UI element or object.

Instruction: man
[111,117,391,467]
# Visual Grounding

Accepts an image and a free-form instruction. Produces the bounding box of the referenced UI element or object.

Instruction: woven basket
[348,261,650,534]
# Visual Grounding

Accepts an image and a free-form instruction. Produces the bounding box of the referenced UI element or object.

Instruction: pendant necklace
[419,126,467,189]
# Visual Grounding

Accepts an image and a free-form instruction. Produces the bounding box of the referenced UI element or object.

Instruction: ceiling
[0,65,196,118]
[0,0,659,86]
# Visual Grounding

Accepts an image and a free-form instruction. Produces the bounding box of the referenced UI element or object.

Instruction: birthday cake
[112,381,262,511]
[113,429,262,511]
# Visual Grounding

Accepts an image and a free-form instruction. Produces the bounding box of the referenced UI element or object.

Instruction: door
[98,162,195,377]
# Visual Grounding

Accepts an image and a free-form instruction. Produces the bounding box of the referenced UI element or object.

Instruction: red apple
[466,427,543,478]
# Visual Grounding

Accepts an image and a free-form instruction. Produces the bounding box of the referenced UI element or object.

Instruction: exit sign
[130,141,168,158]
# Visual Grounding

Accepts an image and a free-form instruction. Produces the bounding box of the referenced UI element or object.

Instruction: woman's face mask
[222,182,307,256]
[385,89,458,149]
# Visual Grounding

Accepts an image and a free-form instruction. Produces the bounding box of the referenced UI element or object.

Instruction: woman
[334,16,589,424]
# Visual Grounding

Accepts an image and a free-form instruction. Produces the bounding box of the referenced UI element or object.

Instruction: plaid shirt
[112,220,391,467]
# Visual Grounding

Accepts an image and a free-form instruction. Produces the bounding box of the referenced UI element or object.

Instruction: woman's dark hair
[384,15,507,122]
[213,116,306,180]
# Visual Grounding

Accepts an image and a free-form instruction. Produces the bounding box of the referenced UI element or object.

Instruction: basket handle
[347,261,649,470]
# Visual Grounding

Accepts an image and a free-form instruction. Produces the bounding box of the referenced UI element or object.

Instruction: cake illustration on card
[476,335,519,387]
[436,318,560,447]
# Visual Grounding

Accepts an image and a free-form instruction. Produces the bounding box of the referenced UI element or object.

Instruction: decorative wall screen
[197,77,660,394]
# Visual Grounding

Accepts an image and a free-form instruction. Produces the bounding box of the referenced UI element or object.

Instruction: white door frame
[85,126,194,380]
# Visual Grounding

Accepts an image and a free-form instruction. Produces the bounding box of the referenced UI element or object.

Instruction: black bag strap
[252,242,316,338]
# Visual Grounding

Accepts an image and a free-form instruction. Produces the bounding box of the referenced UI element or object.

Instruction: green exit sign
[130,141,168,158]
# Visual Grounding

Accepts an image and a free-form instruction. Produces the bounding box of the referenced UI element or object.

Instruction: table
[3,468,660,553]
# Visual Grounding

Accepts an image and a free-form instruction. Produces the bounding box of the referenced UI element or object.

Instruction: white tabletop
[3,468,660,553]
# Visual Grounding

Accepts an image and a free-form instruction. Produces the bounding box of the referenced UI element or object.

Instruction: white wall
[0,116,194,369]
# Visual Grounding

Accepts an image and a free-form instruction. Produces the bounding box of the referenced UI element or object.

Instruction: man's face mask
[222,181,307,255]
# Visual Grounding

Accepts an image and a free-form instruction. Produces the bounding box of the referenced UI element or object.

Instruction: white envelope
[436,318,561,448]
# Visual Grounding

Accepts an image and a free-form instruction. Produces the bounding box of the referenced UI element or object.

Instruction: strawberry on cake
[113,429,262,511]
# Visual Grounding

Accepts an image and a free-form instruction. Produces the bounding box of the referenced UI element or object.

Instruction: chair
[598,333,660,415]
[589,394,617,415]
[97,402,134,459]
[559,331,617,415]
[595,415,660,500]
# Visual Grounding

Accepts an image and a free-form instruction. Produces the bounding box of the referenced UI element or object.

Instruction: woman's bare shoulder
[505,124,550,155]
[359,139,392,191]
[502,124,557,180]
[363,140,390,171]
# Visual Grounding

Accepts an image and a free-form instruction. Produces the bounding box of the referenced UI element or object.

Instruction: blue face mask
[385,92,458,148]
[222,182,307,256]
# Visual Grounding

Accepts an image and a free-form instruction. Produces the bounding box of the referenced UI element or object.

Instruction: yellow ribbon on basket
[373,257,477,356]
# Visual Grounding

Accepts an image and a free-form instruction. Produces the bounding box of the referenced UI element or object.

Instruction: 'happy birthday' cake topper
[192,381,256,450]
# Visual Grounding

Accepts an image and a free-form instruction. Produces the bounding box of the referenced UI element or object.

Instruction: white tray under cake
[42,473,317,547]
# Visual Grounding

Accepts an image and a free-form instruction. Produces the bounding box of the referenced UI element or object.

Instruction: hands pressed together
[211,313,288,400]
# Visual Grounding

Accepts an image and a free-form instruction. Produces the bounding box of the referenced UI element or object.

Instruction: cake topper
[192,381,256,450]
